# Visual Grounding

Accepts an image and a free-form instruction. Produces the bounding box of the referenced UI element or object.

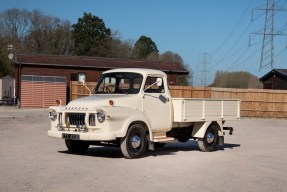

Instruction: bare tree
[0,8,73,55]
[24,9,73,54]
[0,8,31,51]
[160,51,183,63]
[0,38,15,77]
[210,71,262,88]
[160,51,192,86]
[51,20,73,55]
[108,31,133,58]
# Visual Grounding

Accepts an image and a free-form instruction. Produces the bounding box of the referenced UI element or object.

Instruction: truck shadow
[220,143,241,150]
[59,141,240,158]
[59,147,123,158]
[148,141,241,157]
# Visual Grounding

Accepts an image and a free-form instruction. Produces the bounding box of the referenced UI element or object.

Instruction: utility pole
[250,0,287,70]
[199,52,211,87]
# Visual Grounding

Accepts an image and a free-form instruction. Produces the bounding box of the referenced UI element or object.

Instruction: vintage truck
[48,68,240,159]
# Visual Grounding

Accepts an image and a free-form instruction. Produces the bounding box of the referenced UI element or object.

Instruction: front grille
[66,113,86,126]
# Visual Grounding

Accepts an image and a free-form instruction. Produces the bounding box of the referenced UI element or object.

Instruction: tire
[65,139,90,154]
[198,124,219,152]
[120,124,147,159]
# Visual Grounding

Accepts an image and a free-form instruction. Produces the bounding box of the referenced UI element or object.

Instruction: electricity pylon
[199,52,211,87]
[250,0,287,70]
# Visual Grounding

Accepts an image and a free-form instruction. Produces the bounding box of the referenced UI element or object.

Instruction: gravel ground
[0,108,286,192]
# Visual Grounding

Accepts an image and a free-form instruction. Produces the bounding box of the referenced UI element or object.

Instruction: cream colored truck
[48,68,240,159]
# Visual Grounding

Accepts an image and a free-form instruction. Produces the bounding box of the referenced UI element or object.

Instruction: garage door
[21,75,66,108]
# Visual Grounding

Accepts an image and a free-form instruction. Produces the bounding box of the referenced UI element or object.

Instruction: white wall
[0,76,15,99]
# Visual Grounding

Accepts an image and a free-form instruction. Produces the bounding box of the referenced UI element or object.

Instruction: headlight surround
[97,112,105,123]
[49,110,57,121]
[89,113,96,126]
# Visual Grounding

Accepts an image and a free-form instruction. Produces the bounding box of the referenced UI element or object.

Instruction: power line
[275,47,286,57]
[226,47,262,72]
[218,0,286,72]
[213,7,266,69]
[211,27,264,69]
[211,1,266,73]
[213,0,254,56]
[213,1,265,65]
[225,40,262,71]
[214,22,253,67]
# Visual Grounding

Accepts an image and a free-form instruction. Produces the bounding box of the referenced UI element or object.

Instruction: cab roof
[103,68,167,77]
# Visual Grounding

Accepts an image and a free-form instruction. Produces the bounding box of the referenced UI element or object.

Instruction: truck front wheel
[65,139,90,154]
[120,124,147,159]
[198,124,219,152]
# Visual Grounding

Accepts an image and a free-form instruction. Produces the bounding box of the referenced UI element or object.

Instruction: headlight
[97,112,105,123]
[49,110,57,121]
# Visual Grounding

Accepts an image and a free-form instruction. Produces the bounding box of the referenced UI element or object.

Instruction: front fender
[49,106,66,129]
[99,106,153,139]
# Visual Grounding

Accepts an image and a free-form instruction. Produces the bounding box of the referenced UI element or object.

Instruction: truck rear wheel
[120,124,147,159]
[198,124,219,152]
[65,139,90,154]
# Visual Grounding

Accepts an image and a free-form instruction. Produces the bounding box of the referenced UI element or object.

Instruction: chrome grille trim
[89,113,96,126]
[66,113,86,126]
[58,113,62,124]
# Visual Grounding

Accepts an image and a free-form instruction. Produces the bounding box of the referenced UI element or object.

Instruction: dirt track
[0,108,286,192]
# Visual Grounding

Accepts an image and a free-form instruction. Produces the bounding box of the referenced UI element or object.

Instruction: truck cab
[48,68,240,158]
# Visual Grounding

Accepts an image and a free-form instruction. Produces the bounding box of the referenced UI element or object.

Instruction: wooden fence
[70,81,97,100]
[71,81,287,118]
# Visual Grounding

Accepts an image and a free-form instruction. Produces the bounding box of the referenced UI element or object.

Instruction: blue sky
[1,0,287,85]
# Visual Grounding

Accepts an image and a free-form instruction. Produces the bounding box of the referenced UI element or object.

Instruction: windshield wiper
[118,88,128,95]
[103,85,128,95]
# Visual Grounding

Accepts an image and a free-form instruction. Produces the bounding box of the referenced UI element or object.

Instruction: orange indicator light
[109,100,114,106]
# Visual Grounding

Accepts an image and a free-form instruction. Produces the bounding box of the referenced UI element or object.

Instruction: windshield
[94,72,143,94]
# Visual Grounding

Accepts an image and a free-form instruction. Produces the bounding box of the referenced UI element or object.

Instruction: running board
[149,136,176,151]
[153,136,175,142]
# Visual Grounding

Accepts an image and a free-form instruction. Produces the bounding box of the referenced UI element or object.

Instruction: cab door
[142,76,172,132]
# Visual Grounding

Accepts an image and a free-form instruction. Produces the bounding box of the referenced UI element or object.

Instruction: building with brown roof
[15,54,188,108]
[259,69,287,90]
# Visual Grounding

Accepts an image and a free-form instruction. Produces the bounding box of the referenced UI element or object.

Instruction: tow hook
[223,127,234,135]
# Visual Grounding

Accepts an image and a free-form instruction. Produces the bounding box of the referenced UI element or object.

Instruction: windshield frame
[94,72,143,95]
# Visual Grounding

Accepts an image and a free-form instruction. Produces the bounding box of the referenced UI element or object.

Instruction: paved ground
[0,108,286,192]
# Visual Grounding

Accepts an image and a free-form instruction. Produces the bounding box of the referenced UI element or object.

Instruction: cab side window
[144,77,164,93]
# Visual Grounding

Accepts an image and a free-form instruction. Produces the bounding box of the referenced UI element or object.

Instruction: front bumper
[48,130,117,141]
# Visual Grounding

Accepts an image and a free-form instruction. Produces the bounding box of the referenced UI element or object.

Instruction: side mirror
[78,74,86,84]
[78,74,92,96]
[156,78,163,87]
[144,77,163,92]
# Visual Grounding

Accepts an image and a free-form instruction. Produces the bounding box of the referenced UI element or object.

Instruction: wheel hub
[206,132,215,144]
[131,135,141,148]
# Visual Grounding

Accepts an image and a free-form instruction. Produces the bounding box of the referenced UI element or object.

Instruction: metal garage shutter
[21,75,66,108]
